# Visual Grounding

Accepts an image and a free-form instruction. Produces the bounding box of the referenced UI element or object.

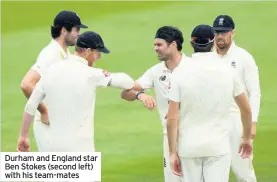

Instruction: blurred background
[1,1,277,181]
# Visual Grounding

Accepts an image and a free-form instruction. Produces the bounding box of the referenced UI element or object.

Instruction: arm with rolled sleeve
[20,53,55,119]
[18,79,46,152]
[242,53,261,123]
[93,68,134,90]
[136,68,154,90]
[18,80,46,152]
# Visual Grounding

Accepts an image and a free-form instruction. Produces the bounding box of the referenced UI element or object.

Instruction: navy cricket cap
[191,24,214,45]
[213,15,235,31]
[54,11,88,28]
[77,31,110,54]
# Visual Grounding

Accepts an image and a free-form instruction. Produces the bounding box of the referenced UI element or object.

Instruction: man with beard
[212,15,261,182]
[17,31,134,154]
[20,10,88,151]
[167,24,252,182]
[121,26,186,182]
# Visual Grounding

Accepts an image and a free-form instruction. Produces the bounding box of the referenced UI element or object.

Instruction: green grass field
[1,1,277,182]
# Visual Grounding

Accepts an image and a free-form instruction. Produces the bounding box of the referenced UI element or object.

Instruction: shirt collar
[162,52,186,71]
[70,55,89,65]
[51,39,71,59]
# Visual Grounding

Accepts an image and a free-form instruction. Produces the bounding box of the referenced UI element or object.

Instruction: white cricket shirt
[136,53,187,134]
[31,39,70,76]
[169,52,245,157]
[27,55,112,151]
[31,39,71,124]
[215,42,261,122]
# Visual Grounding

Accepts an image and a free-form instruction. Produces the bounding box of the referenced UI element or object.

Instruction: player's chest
[153,70,173,95]
[222,55,243,71]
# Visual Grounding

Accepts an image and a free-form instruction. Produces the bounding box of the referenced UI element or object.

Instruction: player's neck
[55,37,68,53]
[165,52,182,71]
[216,48,228,56]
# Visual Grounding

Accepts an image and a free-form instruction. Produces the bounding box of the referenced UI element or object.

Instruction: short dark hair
[155,26,184,51]
[51,24,74,39]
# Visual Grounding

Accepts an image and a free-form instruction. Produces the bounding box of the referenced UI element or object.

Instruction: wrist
[20,132,29,138]
[136,91,144,100]
[170,151,178,156]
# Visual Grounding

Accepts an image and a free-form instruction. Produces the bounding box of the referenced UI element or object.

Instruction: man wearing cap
[212,15,260,182]
[167,24,253,182]
[17,31,134,152]
[20,10,88,152]
[121,26,186,182]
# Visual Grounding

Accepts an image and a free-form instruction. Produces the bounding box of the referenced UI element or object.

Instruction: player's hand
[170,153,182,176]
[17,136,30,152]
[238,138,252,159]
[138,93,156,110]
[40,110,49,125]
[251,122,256,139]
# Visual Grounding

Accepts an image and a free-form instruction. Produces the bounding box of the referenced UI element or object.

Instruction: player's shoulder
[151,62,165,70]
[232,43,255,60]
[37,40,60,59]
[143,62,165,75]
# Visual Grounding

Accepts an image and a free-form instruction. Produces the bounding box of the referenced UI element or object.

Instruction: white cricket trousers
[230,113,257,182]
[163,135,182,182]
[180,154,231,182]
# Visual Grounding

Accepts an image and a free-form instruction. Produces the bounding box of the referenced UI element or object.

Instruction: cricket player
[121,26,186,182]
[212,15,261,182]
[167,24,253,182]
[17,31,135,152]
[20,10,87,151]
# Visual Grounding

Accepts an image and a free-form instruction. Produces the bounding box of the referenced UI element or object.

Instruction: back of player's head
[51,10,88,38]
[190,24,214,53]
[155,26,184,51]
[76,31,110,54]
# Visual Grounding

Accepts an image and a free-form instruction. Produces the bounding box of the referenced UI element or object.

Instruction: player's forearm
[241,109,252,140]
[20,79,35,99]
[21,80,47,114]
[121,89,137,101]
[167,118,178,154]
[20,112,34,138]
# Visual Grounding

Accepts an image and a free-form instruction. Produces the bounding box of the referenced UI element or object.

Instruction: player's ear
[231,29,236,38]
[171,41,177,49]
[61,27,67,36]
[87,48,92,56]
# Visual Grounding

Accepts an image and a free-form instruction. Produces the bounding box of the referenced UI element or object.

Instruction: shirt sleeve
[24,79,45,116]
[242,53,261,122]
[233,70,245,97]
[168,77,180,102]
[136,68,154,90]
[92,68,112,87]
[31,51,55,76]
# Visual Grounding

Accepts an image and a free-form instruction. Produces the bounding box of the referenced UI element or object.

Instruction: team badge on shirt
[231,61,236,68]
[102,70,111,77]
